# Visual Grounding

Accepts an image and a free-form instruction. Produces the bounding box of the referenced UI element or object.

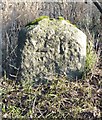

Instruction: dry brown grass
[1,1,102,119]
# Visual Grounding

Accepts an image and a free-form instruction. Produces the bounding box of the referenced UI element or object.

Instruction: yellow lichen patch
[58,16,64,20]
[66,20,77,27]
[25,16,49,27]
[66,20,71,23]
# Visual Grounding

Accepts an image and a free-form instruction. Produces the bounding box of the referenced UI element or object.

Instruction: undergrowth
[1,2,102,119]
[1,71,101,119]
[1,38,101,119]
[85,41,97,73]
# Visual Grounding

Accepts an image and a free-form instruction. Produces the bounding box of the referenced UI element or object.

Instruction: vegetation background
[1,0,102,119]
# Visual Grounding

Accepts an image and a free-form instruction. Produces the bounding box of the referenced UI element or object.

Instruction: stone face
[17,17,86,81]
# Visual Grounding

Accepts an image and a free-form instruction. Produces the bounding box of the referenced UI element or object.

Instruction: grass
[1,2,102,119]
[1,16,102,120]
[1,68,102,119]
[1,21,102,120]
[85,40,97,74]
[1,36,101,119]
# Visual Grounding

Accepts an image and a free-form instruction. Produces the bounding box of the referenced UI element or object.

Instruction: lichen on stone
[25,16,49,27]
[17,16,87,82]
[58,16,65,20]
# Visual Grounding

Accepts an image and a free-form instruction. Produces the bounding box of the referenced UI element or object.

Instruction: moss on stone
[66,20,71,24]
[25,16,76,28]
[49,18,55,21]
[19,16,86,80]
[66,20,77,28]
[58,16,64,20]
[25,16,49,27]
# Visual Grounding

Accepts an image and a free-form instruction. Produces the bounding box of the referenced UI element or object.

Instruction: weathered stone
[17,16,86,81]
